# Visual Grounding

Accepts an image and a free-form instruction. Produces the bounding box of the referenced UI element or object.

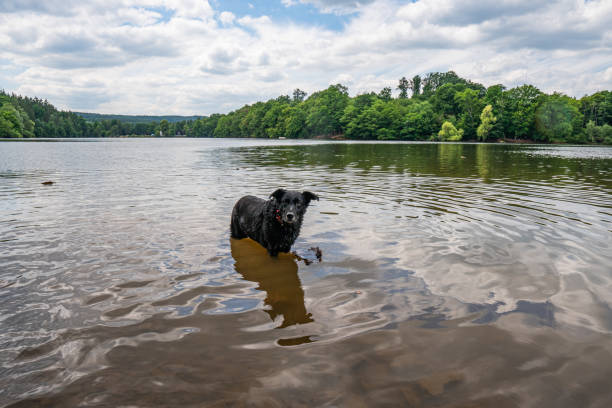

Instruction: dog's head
[270,189,319,224]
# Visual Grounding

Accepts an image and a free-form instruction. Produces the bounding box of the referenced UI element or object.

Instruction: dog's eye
[283,199,290,204]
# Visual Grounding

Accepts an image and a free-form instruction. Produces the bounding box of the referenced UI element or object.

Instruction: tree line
[1,71,611,143]
[76,112,202,124]
[0,91,198,138]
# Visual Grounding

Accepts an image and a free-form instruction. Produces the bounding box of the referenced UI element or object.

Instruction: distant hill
[76,112,202,124]
[1,90,204,137]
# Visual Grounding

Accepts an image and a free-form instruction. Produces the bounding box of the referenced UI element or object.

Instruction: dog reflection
[230,238,313,328]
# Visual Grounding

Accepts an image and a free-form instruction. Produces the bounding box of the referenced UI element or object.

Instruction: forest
[76,112,202,124]
[1,71,611,143]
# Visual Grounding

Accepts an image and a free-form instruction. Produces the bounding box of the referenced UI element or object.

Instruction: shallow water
[1,139,611,407]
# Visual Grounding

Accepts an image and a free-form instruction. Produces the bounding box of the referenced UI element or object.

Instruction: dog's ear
[270,188,286,202]
[302,191,319,206]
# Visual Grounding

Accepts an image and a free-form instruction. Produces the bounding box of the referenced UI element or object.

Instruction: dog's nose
[286,213,294,221]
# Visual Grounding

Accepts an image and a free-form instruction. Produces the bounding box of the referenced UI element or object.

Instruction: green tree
[455,88,484,139]
[159,119,169,136]
[477,104,497,141]
[263,103,285,138]
[239,102,267,138]
[376,100,405,140]
[202,114,221,137]
[603,124,612,144]
[0,103,25,138]
[422,71,463,96]
[397,77,409,99]
[535,93,583,142]
[3,76,611,144]
[580,91,612,127]
[15,105,34,137]
[504,84,541,140]
[483,84,507,140]
[401,101,437,140]
[437,121,463,141]
[168,122,177,136]
[585,120,598,143]
[344,107,379,140]
[214,114,235,138]
[585,121,612,144]
[409,75,421,98]
[292,88,307,103]
[343,99,408,140]
[378,87,392,101]
[305,84,349,136]
[431,83,466,117]
[284,105,307,138]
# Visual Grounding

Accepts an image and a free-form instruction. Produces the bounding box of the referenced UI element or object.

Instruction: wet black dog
[230,189,319,256]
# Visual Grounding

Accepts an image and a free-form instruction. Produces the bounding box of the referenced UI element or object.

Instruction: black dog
[230,189,319,256]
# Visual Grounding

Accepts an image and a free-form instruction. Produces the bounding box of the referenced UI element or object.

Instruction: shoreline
[1,137,610,146]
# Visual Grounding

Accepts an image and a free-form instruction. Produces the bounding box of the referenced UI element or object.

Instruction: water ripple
[1,140,611,406]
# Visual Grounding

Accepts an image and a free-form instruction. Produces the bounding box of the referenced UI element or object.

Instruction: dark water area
[1,139,611,407]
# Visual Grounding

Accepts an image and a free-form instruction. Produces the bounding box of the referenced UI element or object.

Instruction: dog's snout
[286,212,294,220]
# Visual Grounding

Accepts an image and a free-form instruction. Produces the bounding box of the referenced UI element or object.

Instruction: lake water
[1,139,611,407]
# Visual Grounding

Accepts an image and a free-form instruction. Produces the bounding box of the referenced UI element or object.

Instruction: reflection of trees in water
[437,143,465,171]
[228,144,609,185]
[475,144,492,179]
[231,238,313,328]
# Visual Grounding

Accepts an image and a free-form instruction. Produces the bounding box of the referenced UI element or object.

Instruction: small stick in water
[41,181,54,185]
[291,251,312,265]
[310,247,323,262]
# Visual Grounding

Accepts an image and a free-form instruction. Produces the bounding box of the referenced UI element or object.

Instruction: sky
[0,0,610,115]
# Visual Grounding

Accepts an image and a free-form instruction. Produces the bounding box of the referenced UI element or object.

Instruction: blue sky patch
[211,0,353,31]
[145,6,175,24]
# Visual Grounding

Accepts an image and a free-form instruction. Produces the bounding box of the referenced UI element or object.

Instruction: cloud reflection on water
[1,140,612,406]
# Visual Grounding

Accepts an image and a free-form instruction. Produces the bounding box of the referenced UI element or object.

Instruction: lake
[1,139,611,407]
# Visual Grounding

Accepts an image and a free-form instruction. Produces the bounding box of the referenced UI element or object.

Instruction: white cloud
[116,7,162,26]
[0,0,610,115]
[169,0,214,19]
[218,11,235,25]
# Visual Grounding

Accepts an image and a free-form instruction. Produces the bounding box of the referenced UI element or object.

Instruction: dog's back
[230,195,266,240]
